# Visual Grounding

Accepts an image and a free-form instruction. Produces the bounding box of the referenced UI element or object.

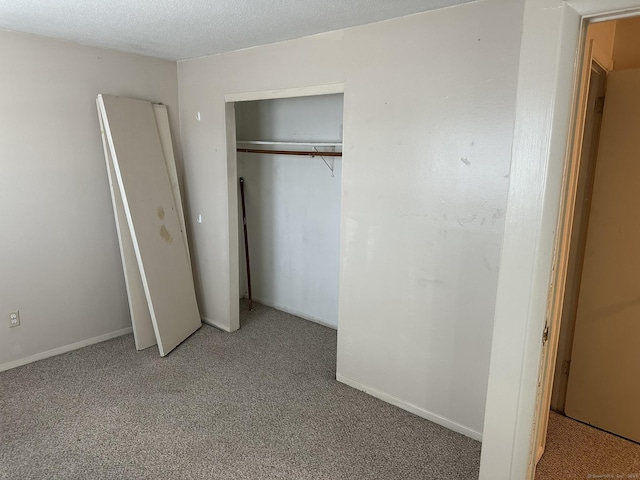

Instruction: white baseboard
[336,373,483,442]
[248,297,338,330]
[0,327,133,373]
[201,315,233,332]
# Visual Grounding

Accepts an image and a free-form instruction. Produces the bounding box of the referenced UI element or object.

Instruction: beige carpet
[535,411,640,480]
[0,302,480,479]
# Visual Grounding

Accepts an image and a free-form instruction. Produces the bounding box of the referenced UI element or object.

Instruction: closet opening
[226,90,344,342]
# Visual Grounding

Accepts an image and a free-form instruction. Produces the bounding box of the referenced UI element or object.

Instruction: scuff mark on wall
[416,277,444,287]
[483,255,496,272]
[457,214,478,227]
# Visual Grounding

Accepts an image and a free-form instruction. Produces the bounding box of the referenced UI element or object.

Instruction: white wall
[0,30,180,370]
[178,0,523,438]
[236,95,343,327]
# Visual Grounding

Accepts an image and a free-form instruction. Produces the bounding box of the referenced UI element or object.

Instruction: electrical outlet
[9,311,20,328]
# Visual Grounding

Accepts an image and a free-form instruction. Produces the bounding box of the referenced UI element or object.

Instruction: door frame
[533,37,612,464]
[479,1,640,480]
[223,83,345,331]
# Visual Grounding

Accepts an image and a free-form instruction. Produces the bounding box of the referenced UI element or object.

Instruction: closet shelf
[237,140,342,147]
[236,140,342,176]
[236,140,342,158]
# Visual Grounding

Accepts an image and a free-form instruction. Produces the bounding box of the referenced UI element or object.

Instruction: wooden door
[565,68,640,443]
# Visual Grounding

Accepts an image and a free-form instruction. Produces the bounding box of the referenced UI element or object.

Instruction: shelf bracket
[313,146,335,177]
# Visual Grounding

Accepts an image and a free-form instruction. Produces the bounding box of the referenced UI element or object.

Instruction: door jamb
[530,34,613,469]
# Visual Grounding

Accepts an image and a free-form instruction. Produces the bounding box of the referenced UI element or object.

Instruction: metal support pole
[239,177,253,310]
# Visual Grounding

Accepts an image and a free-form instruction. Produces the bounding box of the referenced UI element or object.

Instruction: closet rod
[236,148,342,157]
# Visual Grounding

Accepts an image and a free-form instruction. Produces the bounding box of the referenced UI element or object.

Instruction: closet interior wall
[235,94,344,328]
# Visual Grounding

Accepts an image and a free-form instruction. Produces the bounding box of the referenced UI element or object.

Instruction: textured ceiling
[0,0,477,61]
